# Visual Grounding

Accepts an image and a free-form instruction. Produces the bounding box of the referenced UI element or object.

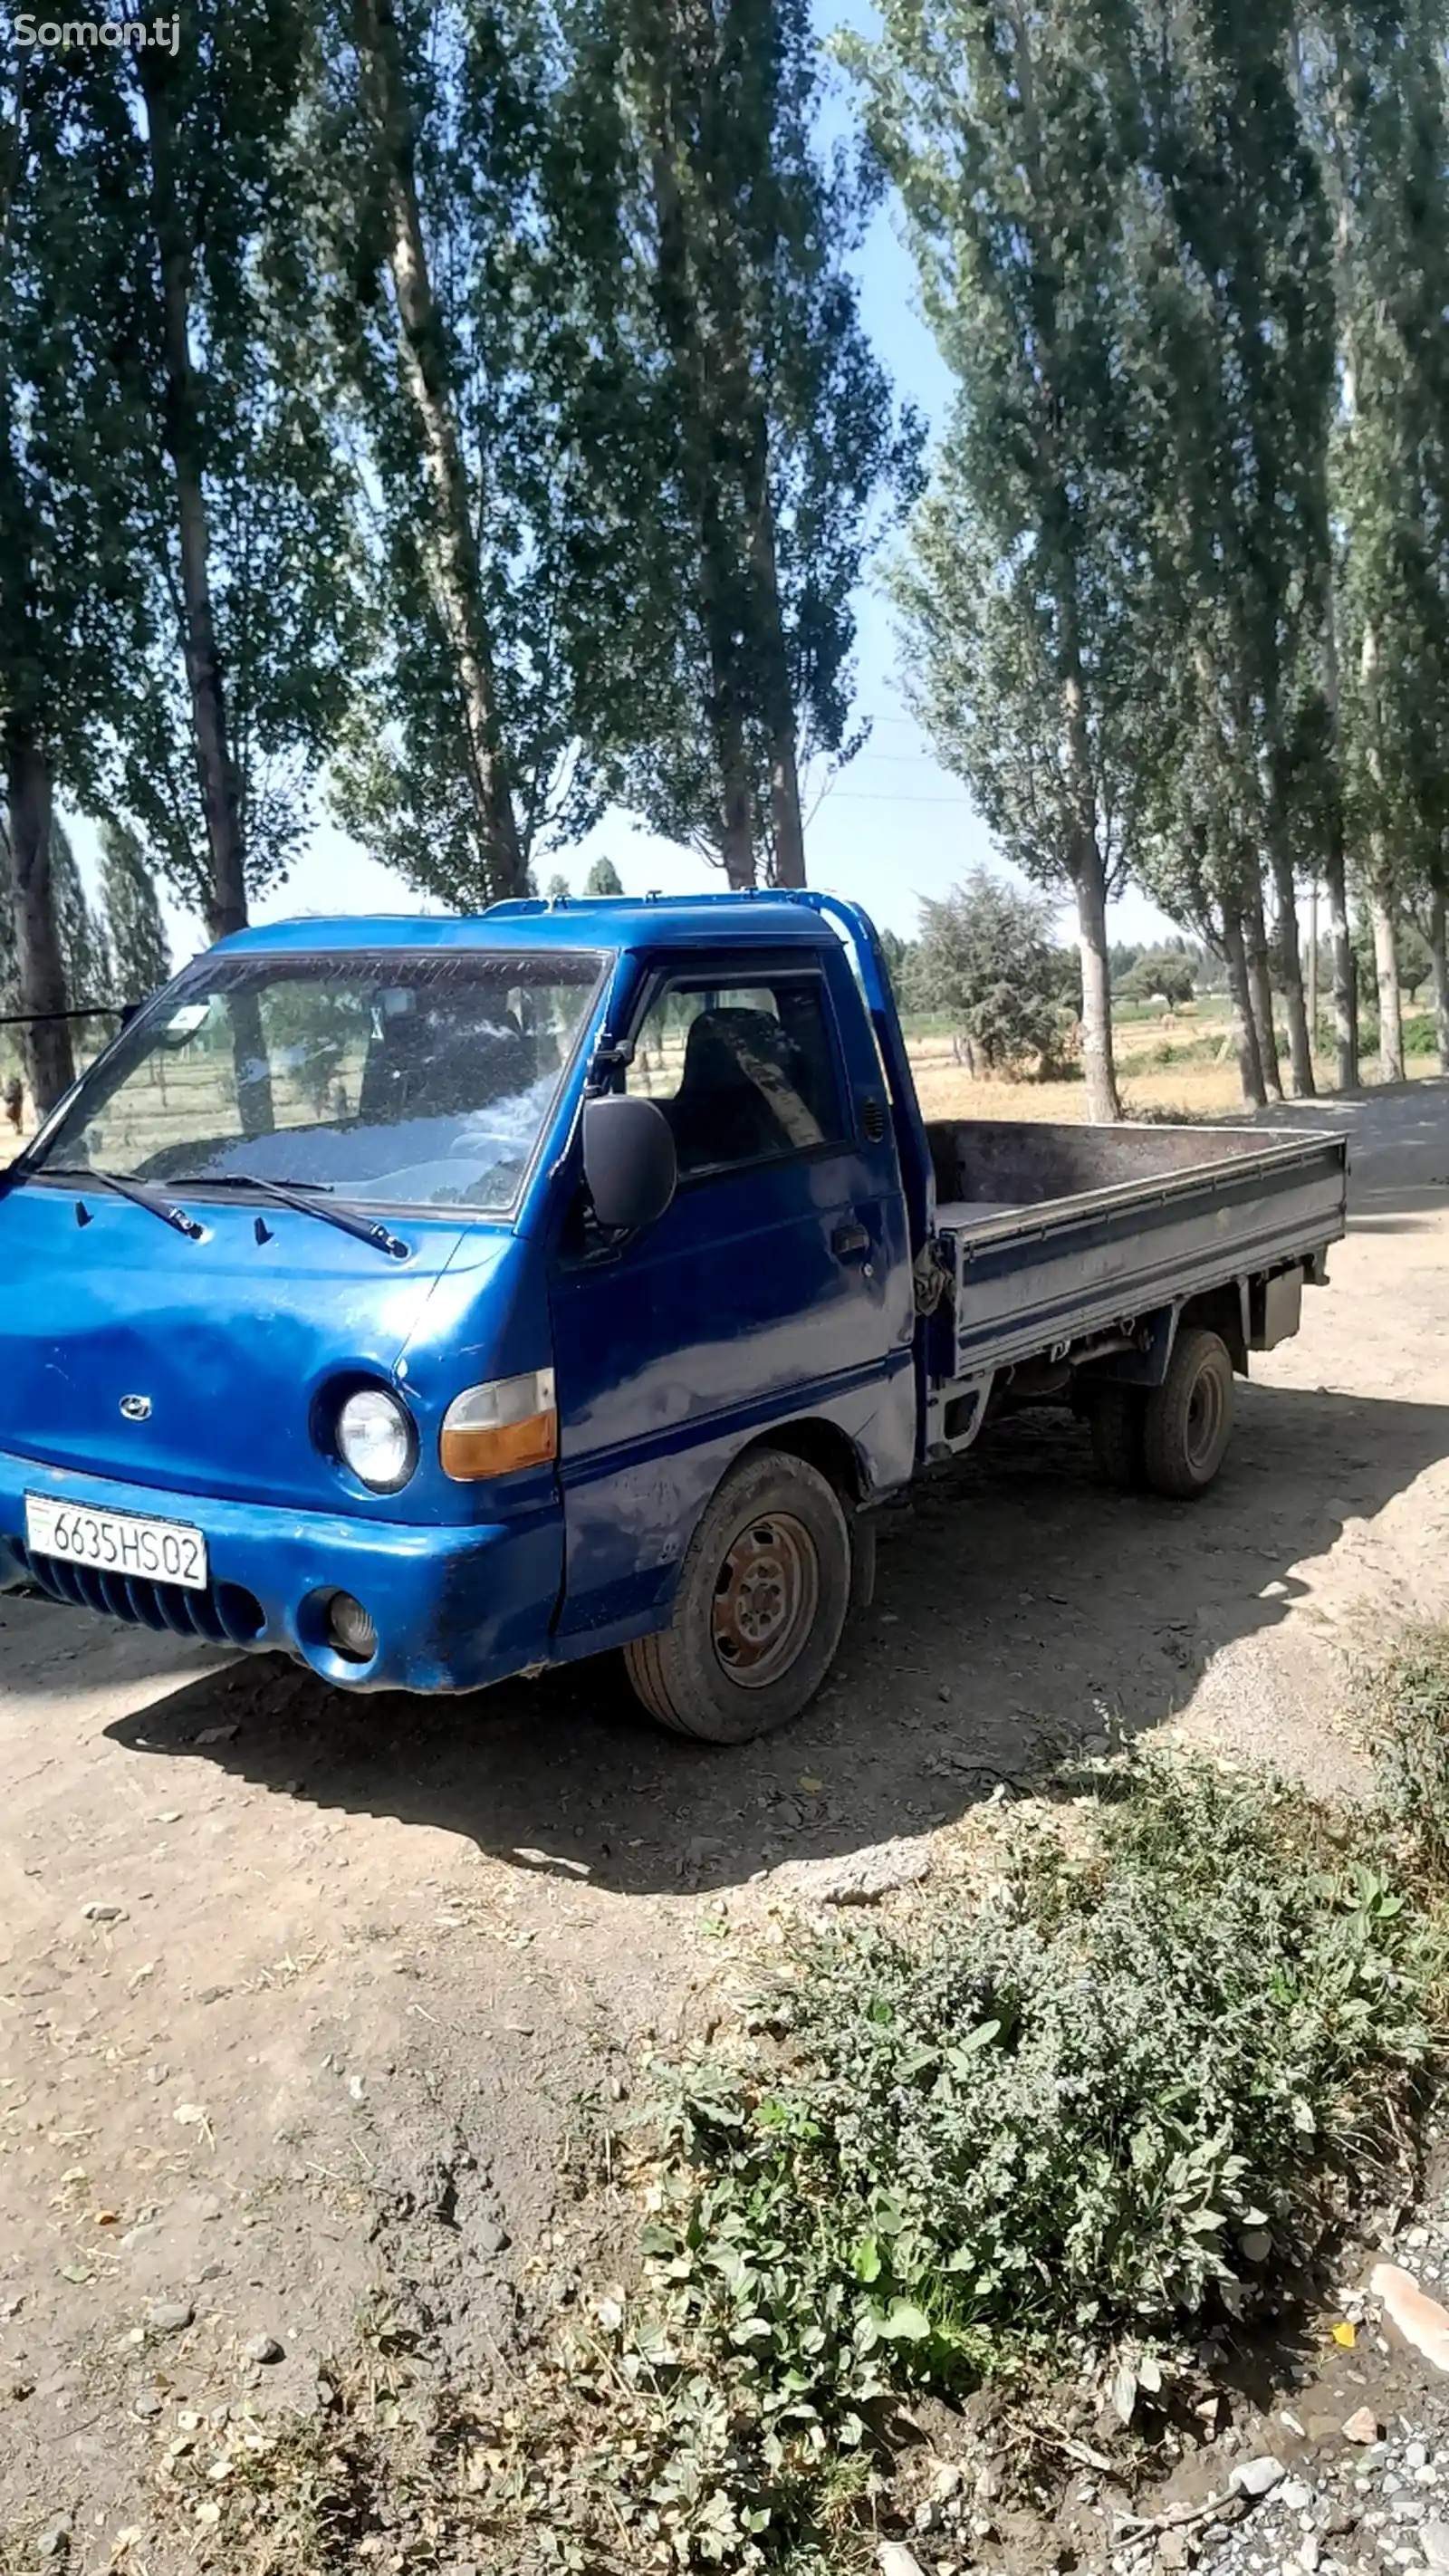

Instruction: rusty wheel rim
[710,1511,820,1689]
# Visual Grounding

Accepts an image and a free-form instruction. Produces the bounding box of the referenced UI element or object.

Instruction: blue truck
[0,893,1347,1742]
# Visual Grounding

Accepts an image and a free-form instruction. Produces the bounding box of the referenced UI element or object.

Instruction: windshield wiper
[176,1171,411,1262]
[42,1164,204,1240]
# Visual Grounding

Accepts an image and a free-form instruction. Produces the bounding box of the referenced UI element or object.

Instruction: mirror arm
[584,1028,635,1094]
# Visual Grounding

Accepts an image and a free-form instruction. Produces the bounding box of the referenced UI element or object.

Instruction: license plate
[25,1495,208,1591]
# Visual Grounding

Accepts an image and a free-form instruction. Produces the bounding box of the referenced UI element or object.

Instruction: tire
[848,1509,878,1617]
[1087,1383,1147,1489]
[624,1449,852,1744]
[1142,1325,1234,1499]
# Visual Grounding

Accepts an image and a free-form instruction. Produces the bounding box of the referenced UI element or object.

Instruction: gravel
[1099,2139,1449,2576]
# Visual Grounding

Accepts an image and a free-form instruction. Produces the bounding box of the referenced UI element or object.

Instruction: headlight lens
[336,1387,416,1492]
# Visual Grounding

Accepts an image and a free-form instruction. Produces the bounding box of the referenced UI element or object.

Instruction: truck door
[548,949,915,1647]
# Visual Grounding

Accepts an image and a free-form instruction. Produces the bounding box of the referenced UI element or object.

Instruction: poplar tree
[1131,0,1335,1101]
[319,0,662,907]
[1302,0,1449,1085]
[118,0,366,935]
[100,820,173,1002]
[849,0,1151,1120]
[1,44,153,1111]
[611,0,916,887]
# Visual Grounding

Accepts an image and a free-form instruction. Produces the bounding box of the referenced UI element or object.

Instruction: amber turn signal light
[439,1369,558,1480]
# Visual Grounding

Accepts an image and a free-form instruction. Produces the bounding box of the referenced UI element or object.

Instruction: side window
[626,979,848,1177]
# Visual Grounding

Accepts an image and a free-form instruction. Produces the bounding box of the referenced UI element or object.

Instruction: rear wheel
[1142,1326,1234,1499]
[624,1449,851,1744]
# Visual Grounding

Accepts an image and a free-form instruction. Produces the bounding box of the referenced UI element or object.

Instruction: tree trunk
[1370,883,1405,1082]
[1221,908,1268,1108]
[350,0,523,901]
[765,716,805,889]
[1265,780,1314,1095]
[1306,879,1319,1060]
[1324,831,1358,1092]
[746,433,805,887]
[718,706,754,889]
[1059,668,1119,1122]
[1243,881,1283,1102]
[1430,877,1449,1072]
[138,56,249,941]
[3,732,75,1115]
[1073,851,1121,1124]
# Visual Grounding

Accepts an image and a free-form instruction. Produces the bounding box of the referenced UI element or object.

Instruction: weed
[1364,1626,1449,1878]
[625,1752,1445,2562]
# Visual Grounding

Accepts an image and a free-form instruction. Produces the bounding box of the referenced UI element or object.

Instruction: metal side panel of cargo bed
[926,1120,1348,1381]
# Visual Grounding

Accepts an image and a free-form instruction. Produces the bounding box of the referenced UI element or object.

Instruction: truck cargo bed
[926,1120,1348,1381]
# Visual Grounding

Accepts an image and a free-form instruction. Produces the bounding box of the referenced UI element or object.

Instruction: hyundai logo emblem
[120,1394,152,1422]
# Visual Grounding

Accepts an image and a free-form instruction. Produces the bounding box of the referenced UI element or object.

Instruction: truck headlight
[336,1387,417,1493]
[440,1369,556,1480]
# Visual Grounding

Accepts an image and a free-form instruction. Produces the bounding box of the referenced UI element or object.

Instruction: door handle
[831,1221,871,1260]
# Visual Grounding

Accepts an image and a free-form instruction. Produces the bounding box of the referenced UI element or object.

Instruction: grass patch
[157,1737,1449,2575]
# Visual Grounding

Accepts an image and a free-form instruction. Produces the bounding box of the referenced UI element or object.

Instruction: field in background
[904,995,1445,1123]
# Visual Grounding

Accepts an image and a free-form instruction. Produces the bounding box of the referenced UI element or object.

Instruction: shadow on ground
[91,1379,1449,1897]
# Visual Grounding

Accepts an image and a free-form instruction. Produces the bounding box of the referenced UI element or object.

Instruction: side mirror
[581,1093,677,1232]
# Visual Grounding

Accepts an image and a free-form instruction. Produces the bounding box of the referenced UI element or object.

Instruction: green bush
[633,1754,1444,2562]
[1339,1012,1443,1062]
[1365,1629,1449,1877]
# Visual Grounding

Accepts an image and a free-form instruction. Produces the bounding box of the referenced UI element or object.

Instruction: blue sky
[89,4,1173,960]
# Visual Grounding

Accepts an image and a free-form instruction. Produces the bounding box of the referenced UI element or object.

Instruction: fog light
[325,1591,377,1662]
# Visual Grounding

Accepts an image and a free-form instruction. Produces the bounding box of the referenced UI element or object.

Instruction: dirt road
[4,1081,1449,2556]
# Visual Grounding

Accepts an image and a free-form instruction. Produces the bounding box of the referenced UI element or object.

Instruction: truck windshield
[30,947,605,1214]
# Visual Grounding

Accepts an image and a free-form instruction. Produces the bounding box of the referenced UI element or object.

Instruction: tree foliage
[100,820,173,1003]
[1121,948,1195,1006]
[913,870,1078,1078]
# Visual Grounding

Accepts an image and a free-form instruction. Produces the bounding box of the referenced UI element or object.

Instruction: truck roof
[213,892,840,957]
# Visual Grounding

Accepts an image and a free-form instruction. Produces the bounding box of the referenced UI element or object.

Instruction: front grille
[12,1543,267,1648]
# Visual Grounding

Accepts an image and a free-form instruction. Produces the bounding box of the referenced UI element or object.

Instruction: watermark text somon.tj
[13,14,180,51]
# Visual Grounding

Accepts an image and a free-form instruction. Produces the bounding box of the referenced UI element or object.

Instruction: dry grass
[907,1004,1444,1126]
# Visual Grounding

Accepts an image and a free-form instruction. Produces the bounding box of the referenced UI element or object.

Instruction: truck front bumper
[0,1450,561,1694]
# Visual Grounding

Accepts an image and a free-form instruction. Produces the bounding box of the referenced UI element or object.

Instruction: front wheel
[624,1449,851,1743]
[1142,1326,1234,1499]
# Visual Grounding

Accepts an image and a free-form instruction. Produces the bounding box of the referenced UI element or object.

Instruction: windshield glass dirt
[32,948,605,1213]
